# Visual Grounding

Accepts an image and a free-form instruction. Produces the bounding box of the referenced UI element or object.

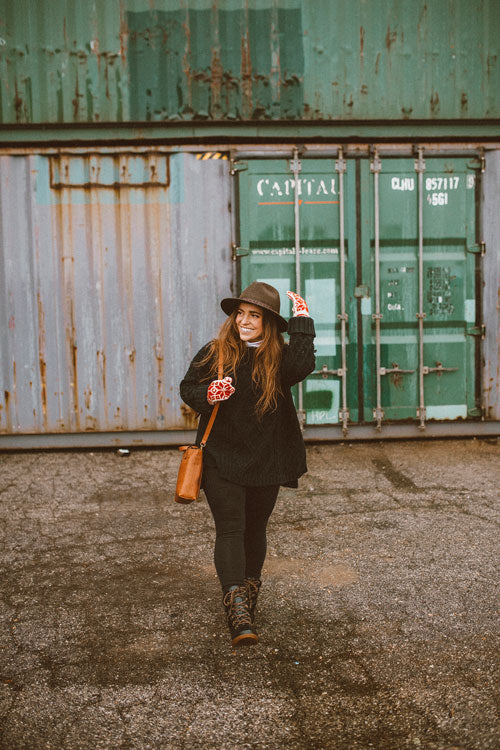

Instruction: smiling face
[235,302,264,342]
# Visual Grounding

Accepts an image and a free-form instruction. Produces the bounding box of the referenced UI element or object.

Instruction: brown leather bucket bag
[174,348,223,504]
[174,444,205,504]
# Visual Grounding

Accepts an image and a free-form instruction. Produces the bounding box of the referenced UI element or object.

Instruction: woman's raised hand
[207,376,235,405]
[287,291,310,317]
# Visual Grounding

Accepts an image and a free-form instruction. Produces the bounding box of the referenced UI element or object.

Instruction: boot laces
[223,586,251,628]
[245,578,261,608]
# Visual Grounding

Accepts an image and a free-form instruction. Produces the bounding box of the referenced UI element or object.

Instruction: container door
[237,154,480,430]
[237,158,358,425]
[361,156,479,425]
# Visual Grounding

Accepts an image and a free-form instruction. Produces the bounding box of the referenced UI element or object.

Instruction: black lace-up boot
[222,585,258,646]
[244,577,262,623]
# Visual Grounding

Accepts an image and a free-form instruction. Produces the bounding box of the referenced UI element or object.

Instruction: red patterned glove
[207,377,235,405]
[287,291,310,317]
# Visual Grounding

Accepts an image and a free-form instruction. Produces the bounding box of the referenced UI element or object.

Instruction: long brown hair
[198,308,285,417]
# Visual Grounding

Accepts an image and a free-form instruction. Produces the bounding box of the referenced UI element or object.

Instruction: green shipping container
[0,0,498,136]
[237,153,481,431]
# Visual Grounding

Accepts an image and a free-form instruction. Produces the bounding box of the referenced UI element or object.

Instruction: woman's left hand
[287,291,310,317]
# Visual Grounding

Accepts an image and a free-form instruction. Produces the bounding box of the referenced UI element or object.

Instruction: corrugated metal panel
[0,0,498,125]
[0,151,233,434]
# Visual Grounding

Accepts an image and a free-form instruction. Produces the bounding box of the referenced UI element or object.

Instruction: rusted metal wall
[0,144,499,445]
[0,150,232,434]
[0,0,498,125]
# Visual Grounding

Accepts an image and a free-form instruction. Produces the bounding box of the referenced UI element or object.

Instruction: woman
[180,281,315,646]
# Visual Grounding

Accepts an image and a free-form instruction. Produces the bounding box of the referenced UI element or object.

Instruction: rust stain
[58,198,79,428]
[84,387,92,411]
[85,415,97,431]
[417,3,427,41]
[38,356,47,421]
[241,31,252,118]
[104,56,110,100]
[154,345,164,427]
[210,47,223,118]
[14,82,24,123]
[180,404,199,430]
[2,392,11,430]
[359,26,365,61]
[119,4,129,65]
[97,349,106,395]
[37,293,48,428]
[385,26,397,52]
[71,342,79,420]
[4,387,12,433]
[73,76,81,120]
[461,92,468,113]
[97,348,108,425]
[430,90,440,115]
[487,54,497,78]
[182,20,192,114]
[375,52,381,75]
[390,365,404,390]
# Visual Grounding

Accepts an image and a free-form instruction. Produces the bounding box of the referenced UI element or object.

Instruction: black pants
[203,464,279,591]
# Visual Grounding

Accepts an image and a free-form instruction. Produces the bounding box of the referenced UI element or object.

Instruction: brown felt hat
[221,281,288,332]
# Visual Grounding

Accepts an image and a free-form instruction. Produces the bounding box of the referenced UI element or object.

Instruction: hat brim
[221,297,288,332]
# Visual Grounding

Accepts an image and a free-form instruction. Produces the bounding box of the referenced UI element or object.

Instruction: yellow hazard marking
[196,153,228,160]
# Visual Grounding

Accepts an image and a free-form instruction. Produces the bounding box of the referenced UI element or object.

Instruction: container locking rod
[415,147,427,430]
[423,362,458,376]
[290,147,305,430]
[336,148,349,436]
[370,148,383,430]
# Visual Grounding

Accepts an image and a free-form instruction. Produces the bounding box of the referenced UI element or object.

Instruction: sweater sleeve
[280,316,316,387]
[179,344,214,416]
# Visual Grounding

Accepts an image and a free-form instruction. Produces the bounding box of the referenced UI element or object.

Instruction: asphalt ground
[0,438,499,750]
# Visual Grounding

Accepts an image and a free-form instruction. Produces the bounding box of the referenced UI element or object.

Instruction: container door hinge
[467,407,483,417]
[373,406,385,429]
[338,408,350,437]
[354,285,370,298]
[231,244,249,261]
[466,241,486,256]
[230,160,248,176]
[467,154,485,172]
[466,325,486,339]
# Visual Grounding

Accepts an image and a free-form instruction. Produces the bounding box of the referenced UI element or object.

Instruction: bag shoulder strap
[200,346,223,448]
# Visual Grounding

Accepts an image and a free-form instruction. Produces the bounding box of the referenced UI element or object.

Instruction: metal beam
[1,122,500,147]
[0,423,498,451]
[1,143,499,158]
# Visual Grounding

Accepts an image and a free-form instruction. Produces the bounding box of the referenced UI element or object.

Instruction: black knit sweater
[179,316,316,488]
